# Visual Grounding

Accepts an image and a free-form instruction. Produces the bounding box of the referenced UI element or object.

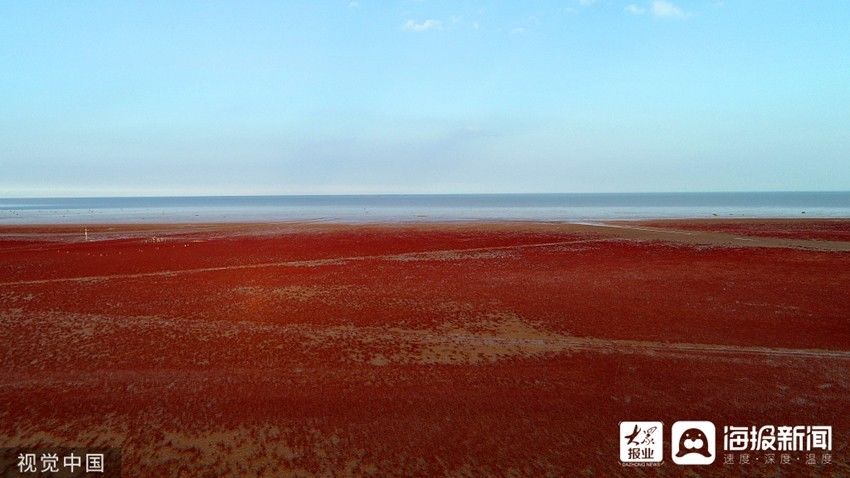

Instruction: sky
[1,1,849,197]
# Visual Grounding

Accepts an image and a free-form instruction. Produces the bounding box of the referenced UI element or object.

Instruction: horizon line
[2,190,850,200]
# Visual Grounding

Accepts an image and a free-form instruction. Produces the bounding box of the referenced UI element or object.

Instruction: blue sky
[1,1,849,196]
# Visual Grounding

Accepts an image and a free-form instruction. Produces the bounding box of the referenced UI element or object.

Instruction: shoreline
[2,218,849,251]
[3,215,850,226]
[2,216,850,231]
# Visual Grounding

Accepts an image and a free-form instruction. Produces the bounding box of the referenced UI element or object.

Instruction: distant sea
[1,192,850,224]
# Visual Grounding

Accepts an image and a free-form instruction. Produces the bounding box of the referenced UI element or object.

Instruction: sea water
[1,192,849,224]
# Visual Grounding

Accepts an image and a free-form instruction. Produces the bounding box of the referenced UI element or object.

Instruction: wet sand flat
[1,220,849,476]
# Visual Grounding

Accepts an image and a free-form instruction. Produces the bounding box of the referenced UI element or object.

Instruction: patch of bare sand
[301,311,850,365]
[388,249,515,262]
[232,285,355,302]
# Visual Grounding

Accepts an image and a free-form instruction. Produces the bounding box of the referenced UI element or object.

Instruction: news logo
[619,421,663,465]
[671,421,716,465]
[619,420,833,468]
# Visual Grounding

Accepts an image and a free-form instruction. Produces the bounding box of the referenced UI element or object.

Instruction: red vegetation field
[637,218,850,242]
[1,221,848,476]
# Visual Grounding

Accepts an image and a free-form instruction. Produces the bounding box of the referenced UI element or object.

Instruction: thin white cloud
[625,4,646,15]
[651,0,690,18]
[510,27,526,35]
[403,19,442,32]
